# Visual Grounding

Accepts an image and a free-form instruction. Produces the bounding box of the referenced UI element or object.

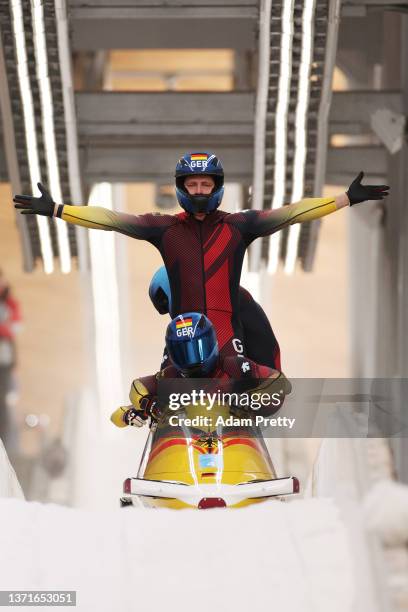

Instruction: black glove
[13,182,55,217]
[123,407,147,428]
[346,172,390,206]
[123,397,158,427]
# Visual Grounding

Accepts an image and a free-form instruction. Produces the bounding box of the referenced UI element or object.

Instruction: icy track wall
[306,436,398,612]
[0,440,24,499]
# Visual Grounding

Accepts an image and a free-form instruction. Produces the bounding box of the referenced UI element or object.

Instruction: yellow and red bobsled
[121,403,299,509]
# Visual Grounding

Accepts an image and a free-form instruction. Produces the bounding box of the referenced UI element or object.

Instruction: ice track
[0,398,396,612]
[0,495,352,612]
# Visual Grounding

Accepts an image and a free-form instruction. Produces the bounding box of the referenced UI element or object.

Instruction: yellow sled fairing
[136,404,278,509]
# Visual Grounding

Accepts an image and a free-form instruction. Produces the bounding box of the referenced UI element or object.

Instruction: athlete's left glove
[346,172,390,205]
[13,182,55,217]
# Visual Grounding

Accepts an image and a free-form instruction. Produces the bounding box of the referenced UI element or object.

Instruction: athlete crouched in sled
[111,312,291,428]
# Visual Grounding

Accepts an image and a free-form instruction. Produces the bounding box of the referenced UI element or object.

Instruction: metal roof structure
[0,0,406,272]
[0,0,82,272]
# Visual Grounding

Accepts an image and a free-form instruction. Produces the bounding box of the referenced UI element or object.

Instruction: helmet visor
[168,328,217,371]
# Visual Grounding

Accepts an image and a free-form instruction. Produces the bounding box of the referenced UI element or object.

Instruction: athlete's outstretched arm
[13,183,174,242]
[241,172,389,238]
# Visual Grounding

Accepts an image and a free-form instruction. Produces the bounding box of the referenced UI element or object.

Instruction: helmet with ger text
[175,152,224,214]
[165,312,219,377]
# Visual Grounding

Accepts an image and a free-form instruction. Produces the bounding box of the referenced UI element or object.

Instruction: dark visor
[168,328,216,369]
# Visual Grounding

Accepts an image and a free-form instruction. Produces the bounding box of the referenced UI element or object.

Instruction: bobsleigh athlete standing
[14,154,389,359]
[110,312,291,429]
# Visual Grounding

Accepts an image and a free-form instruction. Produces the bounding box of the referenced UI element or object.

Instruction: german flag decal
[190,154,208,161]
[176,317,193,329]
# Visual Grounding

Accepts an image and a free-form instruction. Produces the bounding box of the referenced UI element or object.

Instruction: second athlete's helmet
[165,312,219,377]
[149,266,171,315]
[175,152,224,214]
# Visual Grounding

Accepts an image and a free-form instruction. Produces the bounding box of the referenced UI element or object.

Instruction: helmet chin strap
[189,195,211,214]
[182,363,207,378]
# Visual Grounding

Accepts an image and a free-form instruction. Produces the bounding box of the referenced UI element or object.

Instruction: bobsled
[120,402,299,509]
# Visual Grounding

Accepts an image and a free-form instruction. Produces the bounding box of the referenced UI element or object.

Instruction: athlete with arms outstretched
[14,154,389,359]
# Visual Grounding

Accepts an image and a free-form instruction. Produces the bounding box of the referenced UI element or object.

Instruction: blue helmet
[165,313,219,377]
[149,266,171,315]
[175,152,224,214]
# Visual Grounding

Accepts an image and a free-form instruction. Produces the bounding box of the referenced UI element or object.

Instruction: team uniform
[54,198,336,358]
[110,353,290,428]
[14,155,389,362]
[149,268,282,370]
[239,287,281,370]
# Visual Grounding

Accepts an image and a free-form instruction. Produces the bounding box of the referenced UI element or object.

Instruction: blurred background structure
[0,1,408,609]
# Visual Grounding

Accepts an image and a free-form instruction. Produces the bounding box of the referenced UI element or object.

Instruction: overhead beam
[326,146,387,184]
[77,90,402,137]
[76,91,402,132]
[0,141,387,187]
[76,92,254,138]
[69,0,258,14]
[71,21,255,51]
[330,91,402,127]
[69,1,257,50]
[343,0,408,5]
[79,146,254,184]
[79,143,387,184]
[1,91,391,183]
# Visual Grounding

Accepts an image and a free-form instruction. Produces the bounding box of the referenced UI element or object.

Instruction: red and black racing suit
[239,287,281,370]
[160,286,281,371]
[57,198,336,358]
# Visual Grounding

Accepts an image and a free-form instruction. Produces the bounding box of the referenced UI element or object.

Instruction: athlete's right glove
[125,394,162,427]
[123,406,148,428]
[13,183,55,217]
[346,172,390,205]
[123,396,158,427]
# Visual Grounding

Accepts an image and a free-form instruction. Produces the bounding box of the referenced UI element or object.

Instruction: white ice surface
[0,440,24,499]
[2,400,389,612]
[0,497,353,612]
[364,479,408,545]
[0,407,355,611]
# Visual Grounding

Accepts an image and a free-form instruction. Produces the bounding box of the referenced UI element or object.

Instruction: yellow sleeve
[286,198,337,224]
[57,205,175,242]
[61,205,116,231]
[110,380,153,428]
[129,379,152,408]
[242,197,337,239]
[110,406,131,428]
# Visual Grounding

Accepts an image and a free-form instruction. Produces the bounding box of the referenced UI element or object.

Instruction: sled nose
[198,497,227,509]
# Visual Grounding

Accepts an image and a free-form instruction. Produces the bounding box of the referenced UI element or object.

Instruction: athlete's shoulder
[213,210,230,221]
[174,211,191,222]
[238,285,253,302]
[221,208,260,227]
[137,374,158,395]
[159,364,180,378]
[221,354,256,378]
[137,211,183,228]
